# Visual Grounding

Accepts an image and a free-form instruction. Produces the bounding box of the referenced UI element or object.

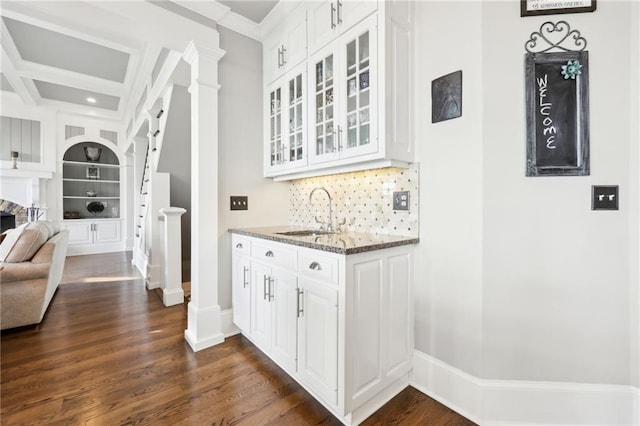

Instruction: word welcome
[537,74,557,150]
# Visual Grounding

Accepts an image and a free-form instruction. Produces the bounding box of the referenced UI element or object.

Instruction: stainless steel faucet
[309,187,333,232]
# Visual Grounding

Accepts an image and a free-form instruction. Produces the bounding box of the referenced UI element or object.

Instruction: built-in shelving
[62,142,121,219]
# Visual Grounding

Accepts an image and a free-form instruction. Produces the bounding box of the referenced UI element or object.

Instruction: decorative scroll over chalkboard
[524,21,590,176]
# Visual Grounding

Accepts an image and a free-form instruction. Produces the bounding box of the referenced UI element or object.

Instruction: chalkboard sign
[525,51,589,176]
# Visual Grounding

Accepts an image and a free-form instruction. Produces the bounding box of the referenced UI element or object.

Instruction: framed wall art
[431,70,462,123]
[521,0,596,17]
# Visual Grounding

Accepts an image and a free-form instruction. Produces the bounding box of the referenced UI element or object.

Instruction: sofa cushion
[0,222,50,263]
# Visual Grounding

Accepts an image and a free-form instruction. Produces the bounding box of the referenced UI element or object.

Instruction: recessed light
[86,97,97,104]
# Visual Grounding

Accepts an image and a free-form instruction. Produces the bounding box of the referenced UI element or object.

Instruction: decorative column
[160,207,187,306]
[183,38,226,351]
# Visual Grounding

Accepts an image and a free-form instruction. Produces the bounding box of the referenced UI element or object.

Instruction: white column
[183,38,226,351]
[160,207,187,306]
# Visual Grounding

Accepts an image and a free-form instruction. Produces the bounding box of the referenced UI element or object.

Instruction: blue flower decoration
[561,60,582,80]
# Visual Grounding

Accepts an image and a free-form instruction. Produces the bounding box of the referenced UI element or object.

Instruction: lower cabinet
[231,233,414,425]
[63,219,123,255]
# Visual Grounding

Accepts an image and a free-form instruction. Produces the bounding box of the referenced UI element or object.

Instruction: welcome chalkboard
[525,51,590,176]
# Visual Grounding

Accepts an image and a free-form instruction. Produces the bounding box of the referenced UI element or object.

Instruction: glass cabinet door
[310,52,339,164]
[345,30,371,151]
[269,87,283,167]
[288,72,305,163]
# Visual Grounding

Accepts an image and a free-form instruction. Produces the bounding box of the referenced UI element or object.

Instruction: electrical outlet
[393,191,410,211]
[591,185,618,210]
[230,196,248,211]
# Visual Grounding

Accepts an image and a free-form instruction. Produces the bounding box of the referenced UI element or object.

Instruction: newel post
[160,207,187,306]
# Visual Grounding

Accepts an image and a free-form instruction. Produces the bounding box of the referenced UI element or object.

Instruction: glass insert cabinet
[309,16,378,165]
[264,15,379,176]
[265,63,307,175]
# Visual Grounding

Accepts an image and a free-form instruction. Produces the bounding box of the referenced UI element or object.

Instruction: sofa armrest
[0,262,50,283]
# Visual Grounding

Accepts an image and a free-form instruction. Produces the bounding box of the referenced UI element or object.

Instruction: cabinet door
[64,221,93,245]
[232,255,251,333]
[337,15,378,160]
[308,0,378,54]
[93,221,120,243]
[308,0,340,54]
[266,66,308,176]
[251,262,273,350]
[271,268,299,373]
[308,44,340,165]
[284,67,307,170]
[265,83,285,174]
[297,277,339,406]
[263,7,307,85]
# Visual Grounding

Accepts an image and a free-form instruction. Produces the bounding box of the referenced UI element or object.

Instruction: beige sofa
[0,221,69,330]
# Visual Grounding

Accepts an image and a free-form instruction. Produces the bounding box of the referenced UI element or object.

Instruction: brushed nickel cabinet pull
[263,275,269,300]
[309,261,322,271]
[297,288,304,317]
[243,266,249,288]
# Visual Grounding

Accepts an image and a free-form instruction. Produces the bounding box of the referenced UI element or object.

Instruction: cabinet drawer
[232,234,251,257]
[252,240,297,271]
[299,248,339,284]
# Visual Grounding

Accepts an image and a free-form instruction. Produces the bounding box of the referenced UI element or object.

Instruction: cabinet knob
[265,250,275,258]
[309,261,322,271]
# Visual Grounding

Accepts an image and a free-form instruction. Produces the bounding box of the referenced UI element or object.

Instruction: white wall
[481,0,633,385]
[156,84,192,264]
[217,27,289,310]
[415,0,484,378]
[413,0,639,422]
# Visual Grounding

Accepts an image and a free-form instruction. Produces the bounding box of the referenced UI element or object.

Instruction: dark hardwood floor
[1,251,475,425]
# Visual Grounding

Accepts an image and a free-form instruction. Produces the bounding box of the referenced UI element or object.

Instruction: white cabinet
[250,240,299,372]
[230,233,414,424]
[263,6,307,85]
[61,141,125,255]
[264,63,308,176]
[262,2,414,180]
[309,15,378,165]
[63,219,122,255]
[298,275,339,406]
[232,235,251,333]
[307,0,378,54]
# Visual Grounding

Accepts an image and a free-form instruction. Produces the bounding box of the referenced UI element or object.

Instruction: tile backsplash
[289,164,419,237]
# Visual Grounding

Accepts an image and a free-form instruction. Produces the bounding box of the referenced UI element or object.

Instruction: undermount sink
[276,229,338,237]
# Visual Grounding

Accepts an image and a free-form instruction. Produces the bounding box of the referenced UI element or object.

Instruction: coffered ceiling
[0,0,278,121]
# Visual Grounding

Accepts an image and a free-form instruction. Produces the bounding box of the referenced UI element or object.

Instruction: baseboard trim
[411,350,638,425]
[410,351,481,424]
[221,308,240,338]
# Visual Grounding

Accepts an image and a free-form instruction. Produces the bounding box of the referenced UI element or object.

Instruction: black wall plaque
[525,51,589,176]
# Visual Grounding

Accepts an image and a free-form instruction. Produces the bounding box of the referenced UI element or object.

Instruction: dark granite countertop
[229,226,419,255]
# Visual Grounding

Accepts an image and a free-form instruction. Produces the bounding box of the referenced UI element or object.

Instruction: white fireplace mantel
[0,168,53,210]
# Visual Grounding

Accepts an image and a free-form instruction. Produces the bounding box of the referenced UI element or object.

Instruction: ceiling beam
[173,0,261,41]
[0,22,39,105]
[17,61,127,98]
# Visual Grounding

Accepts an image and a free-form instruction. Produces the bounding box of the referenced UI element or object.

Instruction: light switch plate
[393,191,410,211]
[591,185,618,210]
[230,196,248,211]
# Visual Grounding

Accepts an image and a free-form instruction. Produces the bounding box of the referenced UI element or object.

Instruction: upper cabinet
[307,0,377,55]
[263,7,308,86]
[262,1,414,180]
[308,15,378,166]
